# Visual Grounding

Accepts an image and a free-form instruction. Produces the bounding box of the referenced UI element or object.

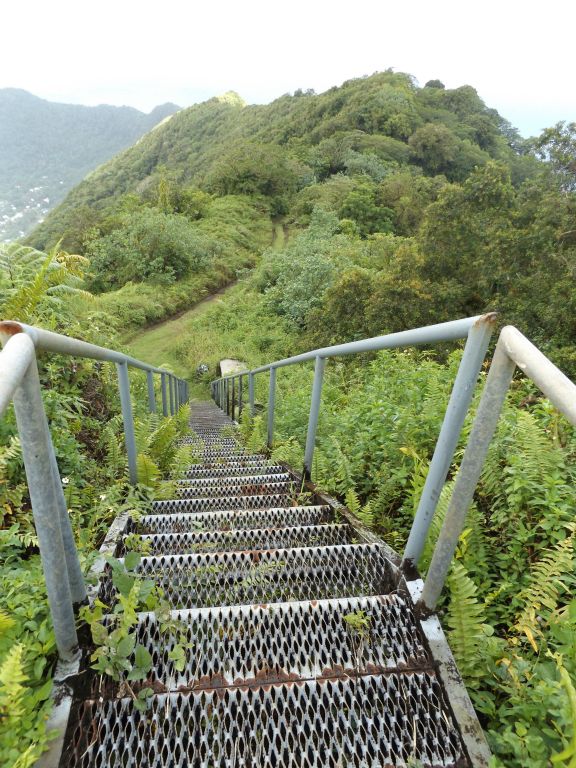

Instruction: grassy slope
[123,281,238,378]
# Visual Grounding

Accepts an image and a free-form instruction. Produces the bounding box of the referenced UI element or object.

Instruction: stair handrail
[210,313,498,573]
[0,320,189,662]
[418,325,576,611]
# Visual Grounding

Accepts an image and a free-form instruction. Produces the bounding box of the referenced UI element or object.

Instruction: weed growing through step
[343,610,372,673]
[80,552,189,710]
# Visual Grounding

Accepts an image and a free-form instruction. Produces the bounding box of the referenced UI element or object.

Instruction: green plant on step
[79,552,188,710]
[343,609,372,672]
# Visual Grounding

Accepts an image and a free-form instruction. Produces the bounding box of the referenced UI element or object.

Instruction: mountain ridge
[0,89,180,241]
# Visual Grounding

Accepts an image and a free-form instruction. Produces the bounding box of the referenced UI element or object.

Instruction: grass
[124,283,238,379]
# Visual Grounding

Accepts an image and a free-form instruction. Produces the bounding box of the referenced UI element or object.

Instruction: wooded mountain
[27,72,537,250]
[0,89,179,241]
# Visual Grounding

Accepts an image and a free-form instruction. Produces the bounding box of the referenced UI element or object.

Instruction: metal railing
[211,313,498,572]
[418,325,576,612]
[0,320,189,662]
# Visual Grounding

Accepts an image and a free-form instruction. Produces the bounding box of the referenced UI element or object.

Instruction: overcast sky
[2,0,574,137]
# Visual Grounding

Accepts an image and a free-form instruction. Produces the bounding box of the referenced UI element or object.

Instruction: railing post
[169,375,175,416]
[249,372,255,417]
[13,354,79,661]
[267,367,277,448]
[419,342,516,611]
[147,370,156,414]
[303,356,326,480]
[116,361,138,485]
[49,449,87,607]
[231,377,236,421]
[238,374,243,417]
[402,315,496,571]
[225,378,230,416]
[161,373,168,416]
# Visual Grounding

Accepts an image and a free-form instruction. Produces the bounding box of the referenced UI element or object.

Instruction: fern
[0,643,27,719]
[271,436,302,468]
[514,528,575,651]
[136,454,161,489]
[0,242,91,322]
[344,488,374,527]
[446,562,488,680]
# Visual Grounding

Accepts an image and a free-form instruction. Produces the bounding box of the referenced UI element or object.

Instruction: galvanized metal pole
[13,355,79,661]
[169,375,175,416]
[161,373,168,417]
[225,378,230,416]
[49,449,87,607]
[267,367,277,448]
[303,356,326,479]
[419,343,516,611]
[402,315,496,571]
[231,377,236,421]
[238,375,243,417]
[249,372,255,417]
[146,370,156,414]
[116,362,138,485]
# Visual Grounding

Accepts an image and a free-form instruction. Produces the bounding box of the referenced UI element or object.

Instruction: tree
[85,209,215,291]
[533,122,576,192]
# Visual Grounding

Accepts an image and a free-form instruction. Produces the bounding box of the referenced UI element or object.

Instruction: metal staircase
[57,401,483,768]
[4,318,572,767]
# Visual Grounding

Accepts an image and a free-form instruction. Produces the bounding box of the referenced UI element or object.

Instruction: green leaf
[124,551,142,571]
[134,644,152,671]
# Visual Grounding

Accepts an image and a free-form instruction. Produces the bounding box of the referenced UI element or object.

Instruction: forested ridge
[1,71,576,767]
[0,89,179,241]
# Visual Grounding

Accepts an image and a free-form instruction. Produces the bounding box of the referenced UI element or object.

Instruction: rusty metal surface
[62,673,468,768]
[101,595,431,693]
[150,492,297,514]
[175,479,295,499]
[54,400,487,767]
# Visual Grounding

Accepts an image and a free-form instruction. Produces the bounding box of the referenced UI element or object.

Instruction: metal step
[137,505,333,534]
[177,472,291,488]
[183,461,282,478]
[175,480,295,499]
[151,493,297,514]
[122,523,356,556]
[100,544,396,609]
[63,673,468,768]
[107,595,431,692]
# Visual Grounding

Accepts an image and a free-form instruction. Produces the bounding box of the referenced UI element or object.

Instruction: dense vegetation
[0,89,179,240]
[2,71,575,766]
[0,245,193,767]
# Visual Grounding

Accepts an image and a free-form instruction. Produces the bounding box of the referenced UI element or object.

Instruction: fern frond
[0,643,27,718]
[514,529,575,650]
[446,562,487,679]
[136,454,161,489]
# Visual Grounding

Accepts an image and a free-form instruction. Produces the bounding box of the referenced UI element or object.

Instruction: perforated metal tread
[100,544,395,609]
[63,673,468,768]
[62,400,479,768]
[183,462,283,478]
[151,492,297,514]
[176,480,295,499]
[178,472,291,488]
[122,523,355,556]
[112,595,431,691]
[136,505,333,534]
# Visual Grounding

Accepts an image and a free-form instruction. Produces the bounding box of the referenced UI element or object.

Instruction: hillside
[0,89,179,241]
[28,72,537,251]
